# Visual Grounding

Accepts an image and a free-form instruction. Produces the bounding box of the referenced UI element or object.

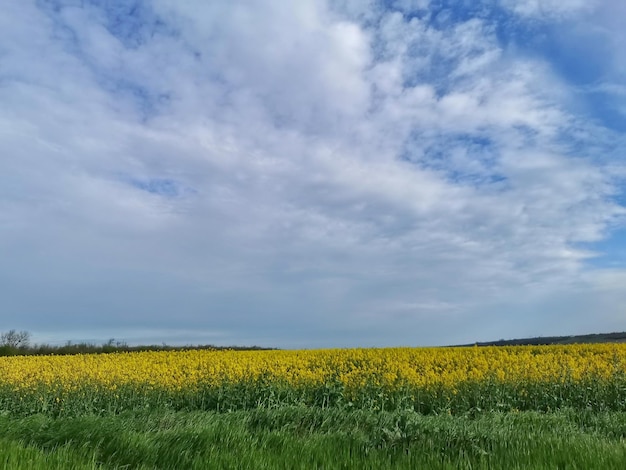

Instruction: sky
[1,0,626,348]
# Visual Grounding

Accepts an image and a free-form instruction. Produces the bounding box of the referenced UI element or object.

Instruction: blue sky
[1,0,626,348]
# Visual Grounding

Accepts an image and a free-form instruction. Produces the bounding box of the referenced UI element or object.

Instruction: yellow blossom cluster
[1,344,624,395]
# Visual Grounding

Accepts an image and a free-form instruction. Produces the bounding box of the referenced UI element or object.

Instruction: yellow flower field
[1,344,625,415]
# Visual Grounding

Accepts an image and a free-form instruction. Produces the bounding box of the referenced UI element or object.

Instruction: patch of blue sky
[79,0,175,47]
[382,0,430,21]
[96,0,177,49]
[529,25,626,132]
[612,190,626,208]
[383,1,626,133]
[440,168,507,188]
[382,0,490,23]
[401,50,458,96]
[537,25,609,86]
[37,3,82,55]
[101,77,171,121]
[428,0,497,27]
[401,132,507,188]
[382,2,512,94]
[129,177,183,198]
[578,188,626,268]
[38,0,178,48]
[35,1,172,121]
[485,9,626,133]
[370,16,471,95]
[576,91,626,133]
[413,1,609,94]
[35,0,75,15]
[384,0,516,32]
[579,228,626,269]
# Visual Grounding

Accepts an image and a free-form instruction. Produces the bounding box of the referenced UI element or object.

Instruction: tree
[0,329,31,349]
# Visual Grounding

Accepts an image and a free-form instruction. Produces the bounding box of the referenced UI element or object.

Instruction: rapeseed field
[2,344,625,416]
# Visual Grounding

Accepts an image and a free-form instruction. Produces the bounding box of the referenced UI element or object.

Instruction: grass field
[1,409,626,469]
[1,345,625,468]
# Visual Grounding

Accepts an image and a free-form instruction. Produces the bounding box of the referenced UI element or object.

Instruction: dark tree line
[0,330,274,356]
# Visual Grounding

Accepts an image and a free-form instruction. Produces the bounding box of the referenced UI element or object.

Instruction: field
[1,345,626,468]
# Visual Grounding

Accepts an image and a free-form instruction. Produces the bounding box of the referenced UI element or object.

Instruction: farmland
[1,345,626,468]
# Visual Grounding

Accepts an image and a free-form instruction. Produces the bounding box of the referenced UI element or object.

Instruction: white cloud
[0,0,625,346]
[499,0,598,19]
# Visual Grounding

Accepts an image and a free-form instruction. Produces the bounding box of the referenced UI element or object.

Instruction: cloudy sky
[2,0,626,348]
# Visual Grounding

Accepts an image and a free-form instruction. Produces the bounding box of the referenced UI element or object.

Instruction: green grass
[0,438,102,469]
[1,408,625,469]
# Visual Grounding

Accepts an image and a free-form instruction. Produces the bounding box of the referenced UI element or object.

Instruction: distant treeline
[460,331,626,347]
[0,330,275,357]
[4,329,626,356]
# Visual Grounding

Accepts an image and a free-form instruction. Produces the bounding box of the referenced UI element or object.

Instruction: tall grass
[0,438,102,470]
[1,409,625,469]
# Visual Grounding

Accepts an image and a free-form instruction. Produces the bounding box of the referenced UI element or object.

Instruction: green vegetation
[4,328,626,356]
[0,438,101,470]
[2,334,626,468]
[0,329,273,357]
[462,331,626,347]
[3,374,626,418]
[0,408,625,469]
